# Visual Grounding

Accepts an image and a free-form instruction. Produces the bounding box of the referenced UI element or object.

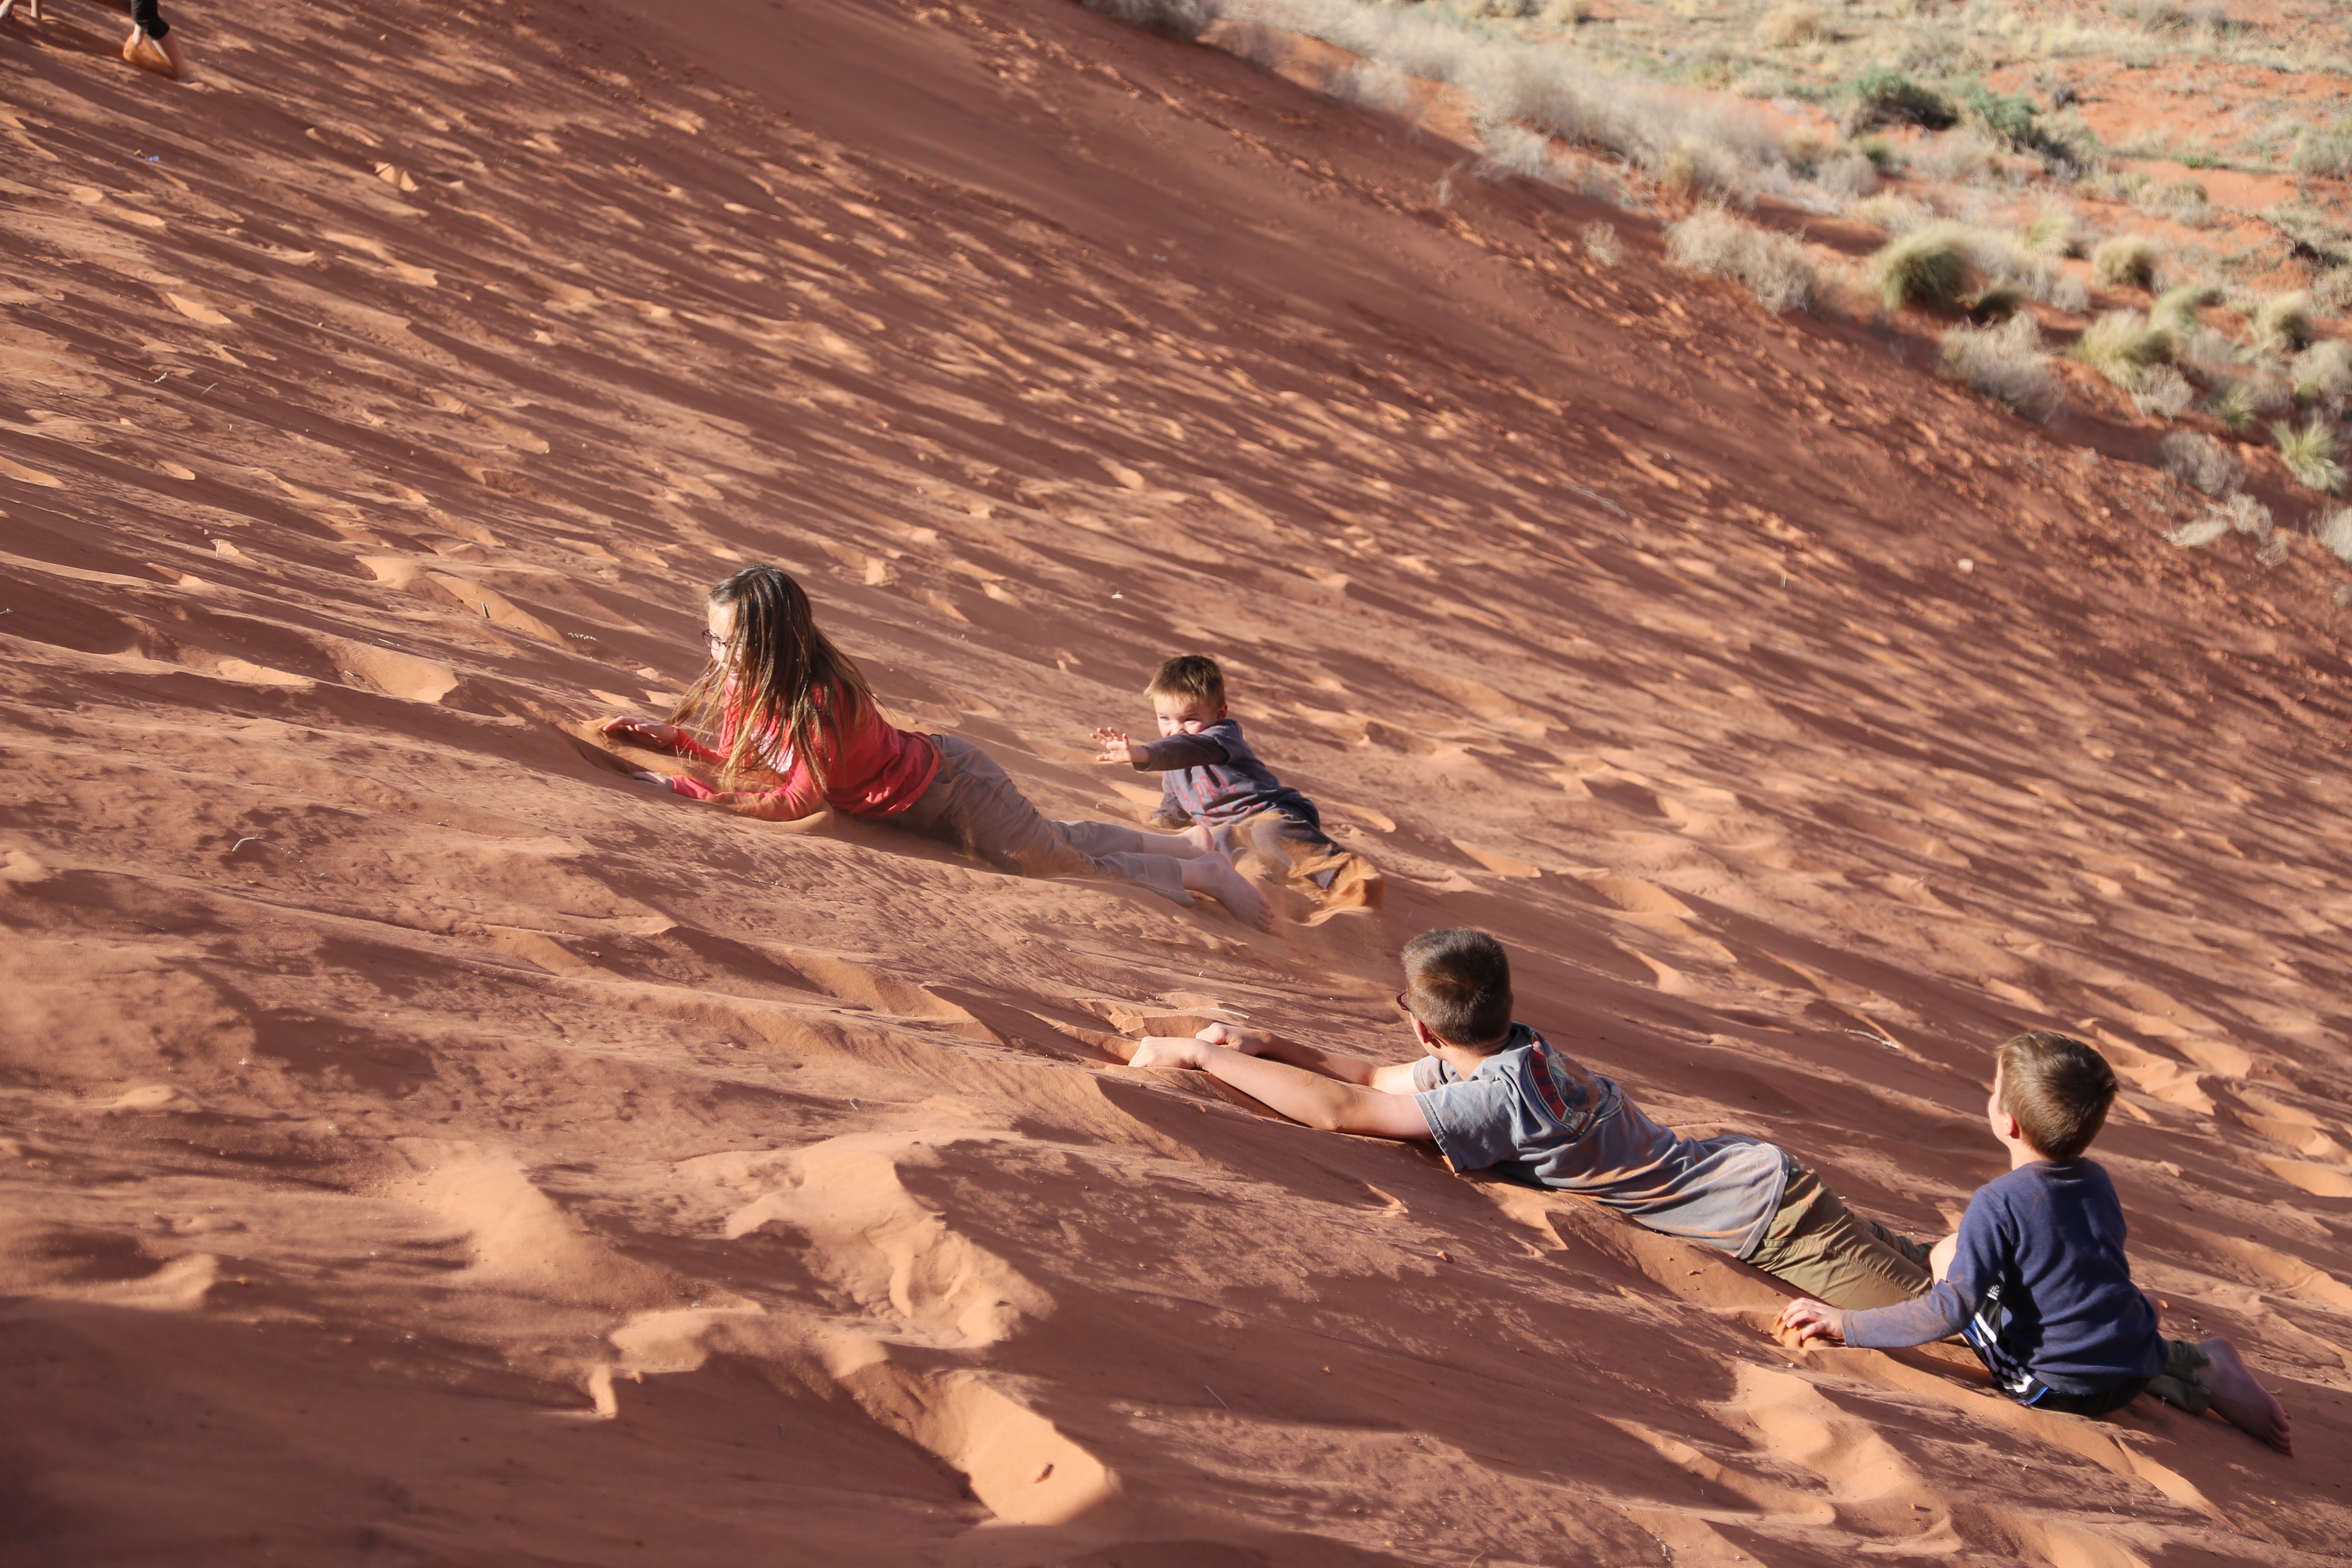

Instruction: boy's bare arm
[1131,1036,1432,1139]
[1194,1024,1417,1091]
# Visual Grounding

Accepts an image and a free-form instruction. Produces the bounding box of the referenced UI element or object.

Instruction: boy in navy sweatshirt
[1779,1031,2291,1452]
[1091,655,1376,905]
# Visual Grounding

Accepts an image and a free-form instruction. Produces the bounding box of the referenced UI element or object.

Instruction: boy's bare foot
[2196,1337,2292,1453]
[1179,850,1273,930]
[123,24,185,78]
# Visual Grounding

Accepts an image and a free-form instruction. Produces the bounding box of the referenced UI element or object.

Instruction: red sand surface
[3,0,2351,1563]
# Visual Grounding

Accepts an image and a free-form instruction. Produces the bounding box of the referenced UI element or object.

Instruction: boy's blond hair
[1998,1031,2118,1161]
[1145,654,1225,708]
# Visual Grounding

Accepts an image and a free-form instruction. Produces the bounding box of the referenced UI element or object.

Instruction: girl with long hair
[600,566,1273,928]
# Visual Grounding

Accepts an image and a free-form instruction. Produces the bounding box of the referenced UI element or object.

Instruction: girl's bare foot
[2196,1337,2292,1453]
[123,24,184,78]
[1179,850,1272,930]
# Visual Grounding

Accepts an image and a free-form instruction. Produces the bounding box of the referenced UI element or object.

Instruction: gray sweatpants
[890,736,1190,905]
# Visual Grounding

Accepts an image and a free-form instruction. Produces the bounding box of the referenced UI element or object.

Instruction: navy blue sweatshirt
[1134,717,1321,829]
[1842,1159,2163,1397]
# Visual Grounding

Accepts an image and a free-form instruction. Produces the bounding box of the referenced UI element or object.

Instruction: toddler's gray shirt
[1413,1025,1788,1256]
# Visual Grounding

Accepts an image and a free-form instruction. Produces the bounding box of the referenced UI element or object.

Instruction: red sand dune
[3,0,2350,1563]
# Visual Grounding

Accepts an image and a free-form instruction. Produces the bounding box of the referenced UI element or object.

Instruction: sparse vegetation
[2274,417,2345,493]
[2132,364,2194,419]
[1842,68,1957,135]
[2292,122,2352,178]
[2148,282,2219,342]
[1939,315,2061,420]
[1968,283,2026,323]
[2253,292,2315,352]
[2293,340,2352,407]
[1581,220,1621,266]
[2023,207,2078,257]
[1852,193,1933,233]
[2317,505,2352,564]
[1870,223,1970,312]
[2073,310,2173,390]
[1957,83,2043,154]
[2091,235,2162,291]
[1664,208,1813,313]
[1759,4,1824,47]
[2157,429,2242,494]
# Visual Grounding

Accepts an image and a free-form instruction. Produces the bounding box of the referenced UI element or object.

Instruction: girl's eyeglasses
[703,631,727,658]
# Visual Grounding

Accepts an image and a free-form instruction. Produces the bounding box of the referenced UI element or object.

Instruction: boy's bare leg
[2194,1337,2292,1453]
[1179,850,1272,930]
[1130,825,1212,858]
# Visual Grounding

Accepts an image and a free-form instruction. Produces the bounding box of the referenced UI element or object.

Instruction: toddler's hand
[1195,1023,1271,1055]
[1130,1035,1209,1072]
[1776,1298,1845,1347]
[1089,726,1140,766]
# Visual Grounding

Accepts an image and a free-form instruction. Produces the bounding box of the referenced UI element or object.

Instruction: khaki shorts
[1741,1161,1932,1310]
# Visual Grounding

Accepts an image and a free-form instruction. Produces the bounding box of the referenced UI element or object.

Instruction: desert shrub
[1842,67,1957,134]
[2294,339,2352,406]
[2132,0,2184,29]
[1816,150,1879,199]
[2166,514,2233,547]
[2292,122,2352,179]
[1080,0,1217,37]
[2158,430,2241,493]
[2254,291,2315,352]
[2184,0,2227,31]
[2023,206,2079,257]
[1581,220,1622,266]
[1665,208,1813,313]
[2148,282,2219,342]
[2274,417,2346,493]
[1958,83,2043,153]
[2132,364,2195,418]
[2052,274,2091,312]
[2091,234,2162,290]
[2073,310,2173,390]
[1851,192,1933,232]
[2223,493,2272,537]
[1939,315,2062,420]
[1760,3,1824,46]
[2316,505,2352,564]
[1854,136,1899,173]
[1870,223,1970,311]
[2209,377,2284,433]
[1968,283,2027,322]
[1542,0,1593,21]
[1474,116,1556,179]
[2312,266,2352,314]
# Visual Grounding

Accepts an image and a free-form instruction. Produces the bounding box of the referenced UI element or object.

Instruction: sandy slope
[3,0,2351,1563]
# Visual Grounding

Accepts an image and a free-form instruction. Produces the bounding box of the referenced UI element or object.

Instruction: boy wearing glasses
[1129,927,1933,1309]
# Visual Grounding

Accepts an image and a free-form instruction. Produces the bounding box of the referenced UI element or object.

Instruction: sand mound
[0,0,2346,1562]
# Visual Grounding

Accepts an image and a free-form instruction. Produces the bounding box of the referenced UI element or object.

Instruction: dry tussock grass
[1665,208,1813,313]
[1939,315,2061,421]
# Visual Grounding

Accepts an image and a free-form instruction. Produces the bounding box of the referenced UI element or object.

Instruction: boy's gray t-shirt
[1412,1025,1788,1256]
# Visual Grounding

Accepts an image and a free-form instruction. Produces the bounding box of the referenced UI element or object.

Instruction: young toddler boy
[1128,927,1933,1309]
[1778,1031,2291,1452]
[1092,655,1374,905]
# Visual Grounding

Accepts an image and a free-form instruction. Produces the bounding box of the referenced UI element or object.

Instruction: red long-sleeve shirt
[668,695,937,819]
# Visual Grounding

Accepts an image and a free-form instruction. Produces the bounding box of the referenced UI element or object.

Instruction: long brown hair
[669,566,876,790]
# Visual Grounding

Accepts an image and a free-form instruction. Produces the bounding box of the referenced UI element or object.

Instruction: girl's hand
[1776,1298,1845,1347]
[625,769,676,790]
[602,717,683,752]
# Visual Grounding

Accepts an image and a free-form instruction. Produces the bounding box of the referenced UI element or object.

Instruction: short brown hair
[1402,928,1514,1050]
[1997,1031,2118,1161]
[1145,654,1225,708]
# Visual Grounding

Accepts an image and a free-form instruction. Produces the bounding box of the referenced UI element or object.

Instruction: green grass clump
[2022,207,2078,257]
[1843,67,1957,134]
[2149,282,2220,342]
[2073,310,2172,391]
[1869,223,1970,312]
[2294,339,2352,405]
[2273,417,2346,493]
[2210,380,2261,434]
[2254,291,2315,353]
[2091,235,2162,291]
[1958,83,2042,153]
